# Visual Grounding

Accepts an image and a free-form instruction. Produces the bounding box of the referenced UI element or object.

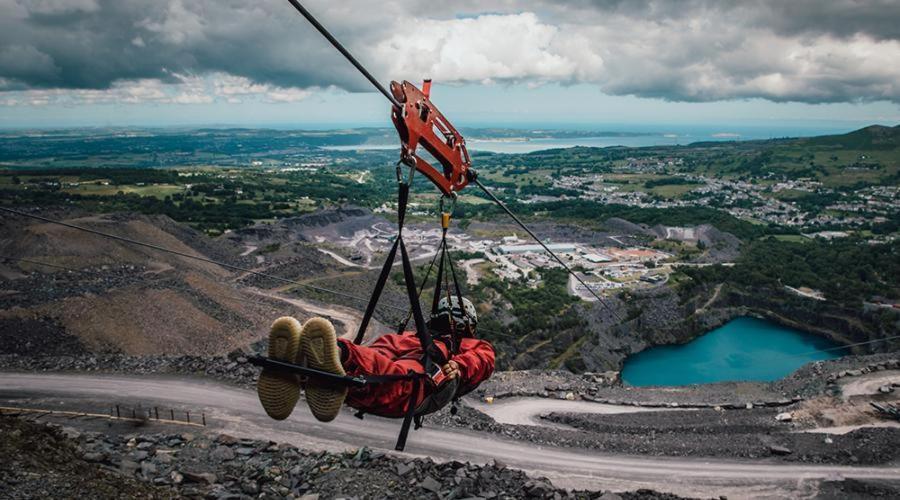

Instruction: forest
[679,237,900,306]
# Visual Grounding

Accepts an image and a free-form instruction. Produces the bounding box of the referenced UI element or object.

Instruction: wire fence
[0,404,207,428]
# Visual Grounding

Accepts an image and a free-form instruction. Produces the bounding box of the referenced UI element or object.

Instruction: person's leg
[339,338,426,418]
[256,317,302,420]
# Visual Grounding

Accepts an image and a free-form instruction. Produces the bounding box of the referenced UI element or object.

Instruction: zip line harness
[252,159,473,452]
[251,0,624,452]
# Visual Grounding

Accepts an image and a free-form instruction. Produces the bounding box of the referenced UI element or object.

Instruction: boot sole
[257,316,302,420]
[301,317,347,422]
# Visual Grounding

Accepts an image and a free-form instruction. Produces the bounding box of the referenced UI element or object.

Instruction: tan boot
[256,317,302,420]
[300,317,347,422]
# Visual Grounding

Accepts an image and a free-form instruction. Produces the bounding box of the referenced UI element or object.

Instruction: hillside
[799,124,900,149]
[0,210,314,356]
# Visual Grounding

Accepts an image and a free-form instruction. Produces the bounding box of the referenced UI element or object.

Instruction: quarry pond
[621,317,848,386]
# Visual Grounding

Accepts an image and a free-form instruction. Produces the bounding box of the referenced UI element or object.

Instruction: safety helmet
[433,296,477,325]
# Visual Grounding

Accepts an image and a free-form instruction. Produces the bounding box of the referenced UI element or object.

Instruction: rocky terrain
[0,210,324,356]
[3,206,895,374]
[578,280,899,373]
[0,415,686,500]
[3,341,898,467]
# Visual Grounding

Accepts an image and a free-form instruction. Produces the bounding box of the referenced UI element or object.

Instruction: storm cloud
[1,0,899,105]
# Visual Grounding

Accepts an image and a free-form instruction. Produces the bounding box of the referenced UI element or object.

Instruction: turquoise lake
[621,317,848,386]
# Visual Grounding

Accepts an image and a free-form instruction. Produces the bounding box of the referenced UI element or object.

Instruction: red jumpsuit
[338,333,495,417]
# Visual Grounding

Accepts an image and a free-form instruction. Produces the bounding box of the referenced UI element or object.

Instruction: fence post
[155,407,159,420]
[116,405,120,418]
[186,411,190,424]
[170,409,175,420]
[202,413,206,426]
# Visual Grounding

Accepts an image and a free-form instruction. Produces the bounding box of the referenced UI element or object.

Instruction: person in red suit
[257,296,495,422]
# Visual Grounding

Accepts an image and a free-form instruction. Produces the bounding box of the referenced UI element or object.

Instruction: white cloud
[2,0,900,105]
[265,88,312,103]
[0,73,311,106]
[373,13,602,85]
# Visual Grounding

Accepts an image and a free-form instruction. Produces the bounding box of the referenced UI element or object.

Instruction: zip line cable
[473,178,623,321]
[0,211,516,339]
[283,0,623,322]
[0,256,75,272]
[5,253,894,354]
[0,256,286,309]
[787,334,900,359]
[284,0,400,108]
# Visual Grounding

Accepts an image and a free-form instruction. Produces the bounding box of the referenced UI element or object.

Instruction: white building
[497,243,576,255]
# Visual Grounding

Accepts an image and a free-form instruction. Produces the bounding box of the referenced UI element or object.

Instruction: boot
[300,317,347,422]
[256,316,302,420]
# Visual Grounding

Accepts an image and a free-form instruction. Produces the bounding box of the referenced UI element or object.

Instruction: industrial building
[496,243,576,255]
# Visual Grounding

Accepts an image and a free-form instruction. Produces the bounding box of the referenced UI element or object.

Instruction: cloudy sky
[1,0,899,128]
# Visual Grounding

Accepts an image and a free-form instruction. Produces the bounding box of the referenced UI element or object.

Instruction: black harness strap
[395,373,422,451]
[445,246,473,346]
[431,233,448,316]
[399,237,434,372]
[396,245,440,334]
[308,165,458,452]
[353,237,399,344]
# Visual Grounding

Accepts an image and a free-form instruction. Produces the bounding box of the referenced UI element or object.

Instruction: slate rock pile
[1,414,689,500]
[0,350,261,388]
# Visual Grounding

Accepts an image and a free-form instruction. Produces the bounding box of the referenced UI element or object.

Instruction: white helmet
[434,296,477,325]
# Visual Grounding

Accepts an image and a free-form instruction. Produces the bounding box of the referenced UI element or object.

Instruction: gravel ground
[0,415,689,500]
[0,415,166,499]
[476,354,900,406]
[545,409,900,464]
[422,401,900,466]
[3,352,899,469]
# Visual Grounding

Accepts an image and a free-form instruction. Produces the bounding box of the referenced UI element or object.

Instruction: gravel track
[3,372,900,499]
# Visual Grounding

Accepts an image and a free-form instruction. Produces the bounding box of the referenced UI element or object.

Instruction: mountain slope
[0,210,309,356]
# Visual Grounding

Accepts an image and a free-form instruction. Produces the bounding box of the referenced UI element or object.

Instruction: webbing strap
[395,246,440,334]
[445,247,472,347]
[353,179,435,375]
[395,374,422,451]
[353,237,399,344]
[353,181,410,344]
[400,237,433,373]
[431,233,447,316]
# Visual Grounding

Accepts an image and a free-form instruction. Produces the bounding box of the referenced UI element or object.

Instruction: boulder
[119,459,141,475]
[525,480,553,498]
[216,434,239,445]
[419,476,442,494]
[395,462,414,476]
[768,445,792,456]
[211,446,236,461]
[82,452,107,463]
[775,412,793,422]
[141,461,158,478]
[182,470,217,484]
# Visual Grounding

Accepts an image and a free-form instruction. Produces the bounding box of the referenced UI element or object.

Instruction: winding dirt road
[468,397,671,427]
[248,288,388,343]
[2,372,899,499]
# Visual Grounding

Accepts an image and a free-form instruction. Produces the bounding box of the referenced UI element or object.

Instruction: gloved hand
[442,360,460,380]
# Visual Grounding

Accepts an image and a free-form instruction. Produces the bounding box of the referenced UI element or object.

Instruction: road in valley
[2,372,899,499]
[248,288,389,343]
